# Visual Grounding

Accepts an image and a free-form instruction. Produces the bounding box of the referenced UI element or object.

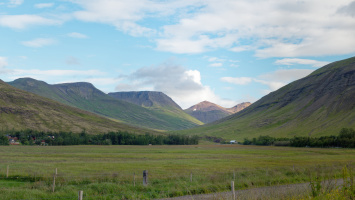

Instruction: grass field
[0,145,354,199]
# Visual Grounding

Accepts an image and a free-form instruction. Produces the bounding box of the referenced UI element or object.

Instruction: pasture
[0,145,354,199]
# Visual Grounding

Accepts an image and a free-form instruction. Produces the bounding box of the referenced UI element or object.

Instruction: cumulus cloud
[34,3,54,9]
[222,69,314,94]
[115,62,237,108]
[0,15,61,29]
[275,58,330,68]
[22,38,56,48]
[67,32,88,39]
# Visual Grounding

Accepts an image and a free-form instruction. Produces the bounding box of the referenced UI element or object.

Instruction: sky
[0,0,355,109]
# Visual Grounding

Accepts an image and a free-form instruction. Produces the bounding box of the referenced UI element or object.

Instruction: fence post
[233,171,236,180]
[133,172,136,187]
[190,172,192,182]
[231,181,236,200]
[78,190,83,200]
[6,165,9,178]
[52,174,56,192]
[143,170,148,186]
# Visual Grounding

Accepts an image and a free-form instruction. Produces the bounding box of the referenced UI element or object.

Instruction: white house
[230,140,237,144]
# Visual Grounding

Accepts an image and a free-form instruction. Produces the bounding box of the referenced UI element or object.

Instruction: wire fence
[0,163,353,200]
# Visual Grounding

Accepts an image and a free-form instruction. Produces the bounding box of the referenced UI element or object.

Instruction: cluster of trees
[243,128,355,148]
[0,129,199,145]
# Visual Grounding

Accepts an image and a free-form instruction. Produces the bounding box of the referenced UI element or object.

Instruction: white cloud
[22,38,56,48]
[337,1,355,17]
[8,0,23,7]
[34,3,54,9]
[259,69,314,83]
[0,15,61,29]
[70,0,205,37]
[209,63,223,67]
[275,58,330,68]
[222,69,314,94]
[67,32,88,39]
[0,57,8,68]
[115,62,237,108]
[155,0,355,57]
[221,77,252,85]
[0,57,13,74]
[71,0,156,37]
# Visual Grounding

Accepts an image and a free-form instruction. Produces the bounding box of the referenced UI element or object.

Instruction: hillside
[0,80,154,134]
[185,101,251,123]
[9,78,202,130]
[108,91,203,126]
[176,56,355,141]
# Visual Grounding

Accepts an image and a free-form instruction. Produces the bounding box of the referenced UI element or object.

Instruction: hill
[184,101,251,123]
[9,78,202,130]
[0,80,154,134]
[108,91,203,126]
[176,56,355,141]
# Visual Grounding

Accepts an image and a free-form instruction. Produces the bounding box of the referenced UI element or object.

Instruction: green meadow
[0,145,354,199]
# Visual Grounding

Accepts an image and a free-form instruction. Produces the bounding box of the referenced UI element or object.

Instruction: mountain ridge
[9,78,203,131]
[0,79,155,134]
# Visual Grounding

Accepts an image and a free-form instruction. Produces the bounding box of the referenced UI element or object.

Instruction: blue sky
[0,0,355,109]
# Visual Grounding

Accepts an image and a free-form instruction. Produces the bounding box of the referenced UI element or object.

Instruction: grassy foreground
[0,145,354,199]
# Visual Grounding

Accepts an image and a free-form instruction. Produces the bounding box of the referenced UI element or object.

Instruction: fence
[0,163,353,200]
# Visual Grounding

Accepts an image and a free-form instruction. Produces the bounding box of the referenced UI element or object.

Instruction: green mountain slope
[108,91,203,126]
[0,80,154,134]
[176,56,355,140]
[9,78,202,130]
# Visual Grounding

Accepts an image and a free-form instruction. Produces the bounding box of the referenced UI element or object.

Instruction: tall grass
[0,145,354,199]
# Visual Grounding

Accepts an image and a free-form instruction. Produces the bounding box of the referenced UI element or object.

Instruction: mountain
[108,91,203,125]
[0,80,154,134]
[184,101,251,123]
[177,56,355,140]
[9,78,202,131]
[226,102,252,113]
[108,91,182,110]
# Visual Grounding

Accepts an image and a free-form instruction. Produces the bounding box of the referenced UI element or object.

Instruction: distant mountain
[108,91,203,125]
[108,91,182,110]
[185,101,251,123]
[177,56,355,140]
[0,80,153,134]
[9,78,203,131]
[226,102,252,113]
